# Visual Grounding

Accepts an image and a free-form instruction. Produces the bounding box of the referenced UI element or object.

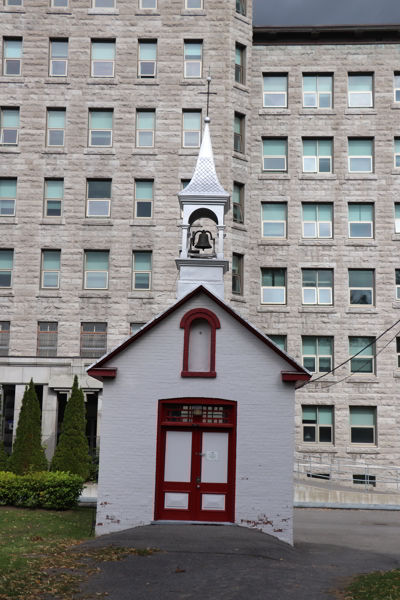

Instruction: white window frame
[263,90,287,108]
[136,110,155,148]
[302,337,333,374]
[93,0,116,7]
[348,82,373,108]
[46,109,65,147]
[88,110,113,148]
[44,179,63,218]
[91,41,115,78]
[3,38,22,77]
[396,270,400,301]
[397,337,400,368]
[86,180,111,218]
[0,250,13,288]
[184,41,203,79]
[185,0,202,7]
[140,0,157,6]
[262,140,287,172]
[0,107,19,146]
[41,251,61,290]
[349,270,374,306]
[302,75,333,109]
[394,74,400,103]
[261,203,287,239]
[302,204,333,239]
[349,339,375,375]
[49,40,68,77]
[395,205,400,234]
[302,140,332,174]
[5,0,23,5]
[302,270,333,306]
[348,140,373,174]
[138,41,157,78]
[394,139,400,169]
[349,407,376,445]
[132,252,152,290]
[134,180,153,219]
[182,111,201,148]
[260,269,286,305]
[51,0,68,5]
[302,405,334,444]
[84,252,109,290]
[348,205,373,239]
[0,179,16,217]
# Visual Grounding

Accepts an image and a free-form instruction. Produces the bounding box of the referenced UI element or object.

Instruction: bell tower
[176,114,230,300]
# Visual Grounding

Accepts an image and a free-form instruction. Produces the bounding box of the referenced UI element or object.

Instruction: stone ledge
[392,371,400,378]
[36,292,61,298]
[258,239,289,246]
[0,77,24,84]
[298,307,336,313]
[135,8,160,14]
[39,219,65,225]
[257,306,290,313]
[79,292,111,298]
[0,6,25,11]
[299,109,336,115]
[298,174,337,180]
[391,169,400,175]
[132,78,159,85]
[392,302,400,309]
[46,8,72,13]
[128,292,155,299]
[84,148,115,155]
[258,173,290,180]
[178,148,198,156]
[391,235,400,241]
[0,147,20,153]
[230,295,246,303]
[234,12,251,25]
[180,79,205,86]
[345,174,377,180]
[233,82,249,94]
[231,223,247,232]
[180,9,206,15]
[0,291,14,297]
[232,152,248,162]
[41,148,67,154]
[390,103,400,109]
[258,109,291,116]
[130,219,156,226]
[344,240,377,246]
[345,307,378,314]
[298,240,336,246]
[82,220,113,226]
[344,109,377,115]
[296,446,338,453]
[132,148,157,155]
[45,77,70,85]
[88,8,119,14]
[346,446,380,453]
[0,218,18,225]
[87,78,118,85]
[346,378,379,384]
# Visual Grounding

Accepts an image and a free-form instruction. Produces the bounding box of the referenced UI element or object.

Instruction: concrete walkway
[72,509,400,600]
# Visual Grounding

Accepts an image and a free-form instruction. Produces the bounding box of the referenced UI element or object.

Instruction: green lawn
[345,569,400,599]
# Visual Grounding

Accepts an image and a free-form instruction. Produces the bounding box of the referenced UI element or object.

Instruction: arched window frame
[180,308,220,377]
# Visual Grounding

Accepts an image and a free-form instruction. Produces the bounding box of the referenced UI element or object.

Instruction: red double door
[155,400,236,523]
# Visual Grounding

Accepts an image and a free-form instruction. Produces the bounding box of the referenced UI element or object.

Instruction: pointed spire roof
[179,119,230,198]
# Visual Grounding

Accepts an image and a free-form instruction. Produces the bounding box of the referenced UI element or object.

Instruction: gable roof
[87,285,311,382]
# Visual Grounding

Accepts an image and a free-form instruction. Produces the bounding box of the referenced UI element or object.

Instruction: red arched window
[180,309,220,377]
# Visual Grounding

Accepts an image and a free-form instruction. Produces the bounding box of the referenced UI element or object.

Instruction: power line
[297,316,400,390]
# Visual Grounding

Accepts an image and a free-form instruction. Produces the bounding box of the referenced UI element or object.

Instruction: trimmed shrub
[0,471,84,510]
[50,376,91,480]
[0,440,8,471]
[8,379,48,475]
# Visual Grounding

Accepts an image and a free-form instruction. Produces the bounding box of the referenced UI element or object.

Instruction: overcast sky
[253,0,400,27]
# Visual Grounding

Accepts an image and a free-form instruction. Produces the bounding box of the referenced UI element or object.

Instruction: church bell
[195,230,212,250]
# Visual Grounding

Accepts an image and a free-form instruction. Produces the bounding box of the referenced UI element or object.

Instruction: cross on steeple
[198,68,217,117]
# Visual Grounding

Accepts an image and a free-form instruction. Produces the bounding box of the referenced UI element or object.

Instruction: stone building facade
[0,0,399,486]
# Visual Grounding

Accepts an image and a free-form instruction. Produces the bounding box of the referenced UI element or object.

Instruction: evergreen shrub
[0,471,84,509]
[0,440,8,471]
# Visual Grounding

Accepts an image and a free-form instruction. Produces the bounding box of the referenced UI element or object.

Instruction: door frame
[154,398,237,523]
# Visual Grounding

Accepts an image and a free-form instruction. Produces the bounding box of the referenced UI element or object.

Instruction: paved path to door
[73,509,400,600]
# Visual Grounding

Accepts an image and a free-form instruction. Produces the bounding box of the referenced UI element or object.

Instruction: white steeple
[176,115,230,301]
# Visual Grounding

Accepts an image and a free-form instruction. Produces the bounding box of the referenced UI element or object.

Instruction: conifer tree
[8,379,48,475]
[0,440,8,471]
[50,375,91,480]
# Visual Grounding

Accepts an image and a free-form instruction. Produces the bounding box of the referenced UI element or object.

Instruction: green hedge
[0,471,85,510]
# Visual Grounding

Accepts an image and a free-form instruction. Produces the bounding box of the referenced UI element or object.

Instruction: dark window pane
[350,290,372,304]
[351,427,374,444]
[319,427,332,443]
[88,180,111,198]
[136,201,152,218]
[303,426,316,442]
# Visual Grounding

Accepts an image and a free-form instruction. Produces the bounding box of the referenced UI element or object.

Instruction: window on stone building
[0,108,19,146]
[184,41,203,78]
[133,251,152,290]
[302,336,333,373]
[236,0,245,16]
[0,250,13,288]
[268,335,287,351]
[261,203,287,238]
[394,73,400,103]
[135,180,153,218]
[44,179,63,217]
[182,110,201,148]
[396,338,400,368]
[49,39,68,77]
[37,322,58,357]
[349,269,374,305]
[235,44,245,85]
[88,109,113,147]
[303,74,332,108]
[394,139,400,168]
[395,269,400,300]
[81,323,107,358]
[46,109,66,147]
[140,0,157,6]
[91,40,116,78]
[136,110,155,147]
[84,251,109,289]
[303,139,333,173]
[395,205,400,234]
[87,179,111,217]
[302,406,333,444]
[0,322,10,356]
[232,253,243,295]
[93,0,115,6]
[51,0,68,5]
[0,178,17,216]
[349,337,375,374]
[302,269,333,305]
[348,204,373,238]
[138,40,157,78]
[41,250,61,289]
[349,406,376,444]
[3,38,22,76]
[348,139,373,173]
[263,74,288,108]
[5,0,23,5]
[261,268,286,304]
[348,74,373,108]
[232,182,244,223]
[234,112,245,153]
[185,0,202,7]
[302,203,332,238]
[262,138,287,172]
[131,322,146,333]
